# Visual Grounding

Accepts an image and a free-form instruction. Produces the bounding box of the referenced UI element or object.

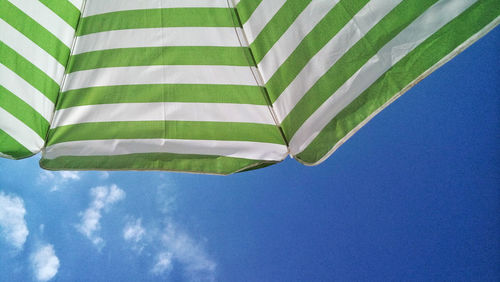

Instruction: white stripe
[68,0,84,10]
[272,0,402,122]
[0,152,14,159]
[289,0,477,155]
[51,102,276,128]
[74,27,246,55]
[257,0,339,82]
[0,107,44,154]
[84,0,229,17]
[0,20,65,84]
[232,0,241,7]
[44,139,288,161]
[63,65,260,91]
[8,0,75,47]
[243,0,286,44]
[0,64,54,122]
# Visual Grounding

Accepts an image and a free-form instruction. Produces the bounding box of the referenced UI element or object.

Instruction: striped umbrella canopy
[1,0,498,174]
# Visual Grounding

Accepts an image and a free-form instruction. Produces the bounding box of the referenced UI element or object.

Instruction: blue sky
[0,27,498,281]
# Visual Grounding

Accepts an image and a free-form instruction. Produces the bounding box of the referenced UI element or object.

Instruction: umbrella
[1,0,498,174]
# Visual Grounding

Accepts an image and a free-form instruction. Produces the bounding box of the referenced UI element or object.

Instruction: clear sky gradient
[0,27,498,281]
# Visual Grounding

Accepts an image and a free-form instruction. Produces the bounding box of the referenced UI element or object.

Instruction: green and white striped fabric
[40,0,288,174]
[0,0,81,159]
[236,0,499,164]
[1,0,498,174]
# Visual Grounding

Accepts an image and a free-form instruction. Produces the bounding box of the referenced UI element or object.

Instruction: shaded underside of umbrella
[1,0,498,174]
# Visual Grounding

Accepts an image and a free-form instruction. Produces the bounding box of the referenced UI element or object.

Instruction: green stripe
[236,0,262,25]
[265,0,369,102]
[0,129,32,159]
[39,0,80,27]
[67,46,254,72]
[78,8,238,36]
[47,121,285,146]
[237,161,276,173]
[0,86,49,138]
[281,0,438,140]
[40,153,277,175]
[296,0,499,164]
[57,84,269,109]
[0,1,70,65]
[249,0,311,64]
[0,42,60,103]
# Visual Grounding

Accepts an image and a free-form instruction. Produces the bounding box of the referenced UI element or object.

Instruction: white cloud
[59,171,80,181]
[38,171,82,191]
[160,223,216,281]
[151,252,173,275]
[121,184,216,280]
[76,185,125,249]
[0,191,29,249]
[31,244,60,281]
[38,171,55,182]
[123,218,146,252]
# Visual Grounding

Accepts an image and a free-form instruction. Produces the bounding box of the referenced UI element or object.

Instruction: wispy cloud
[59,171,80,181]
[76,184,125,249]
[152,252,173,275]
[0,191,29,249]
[123,217,146,253]
[38,171,82,191]
[159,223,216,281]
[30,244,60,281]
[129,221,216,280]
[122,184,216,281]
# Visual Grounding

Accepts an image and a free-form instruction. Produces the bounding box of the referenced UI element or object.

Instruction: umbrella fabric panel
[41,0,288,174]
[237,0,499,165]
[294,0,499,164]
[0,0,81,159]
